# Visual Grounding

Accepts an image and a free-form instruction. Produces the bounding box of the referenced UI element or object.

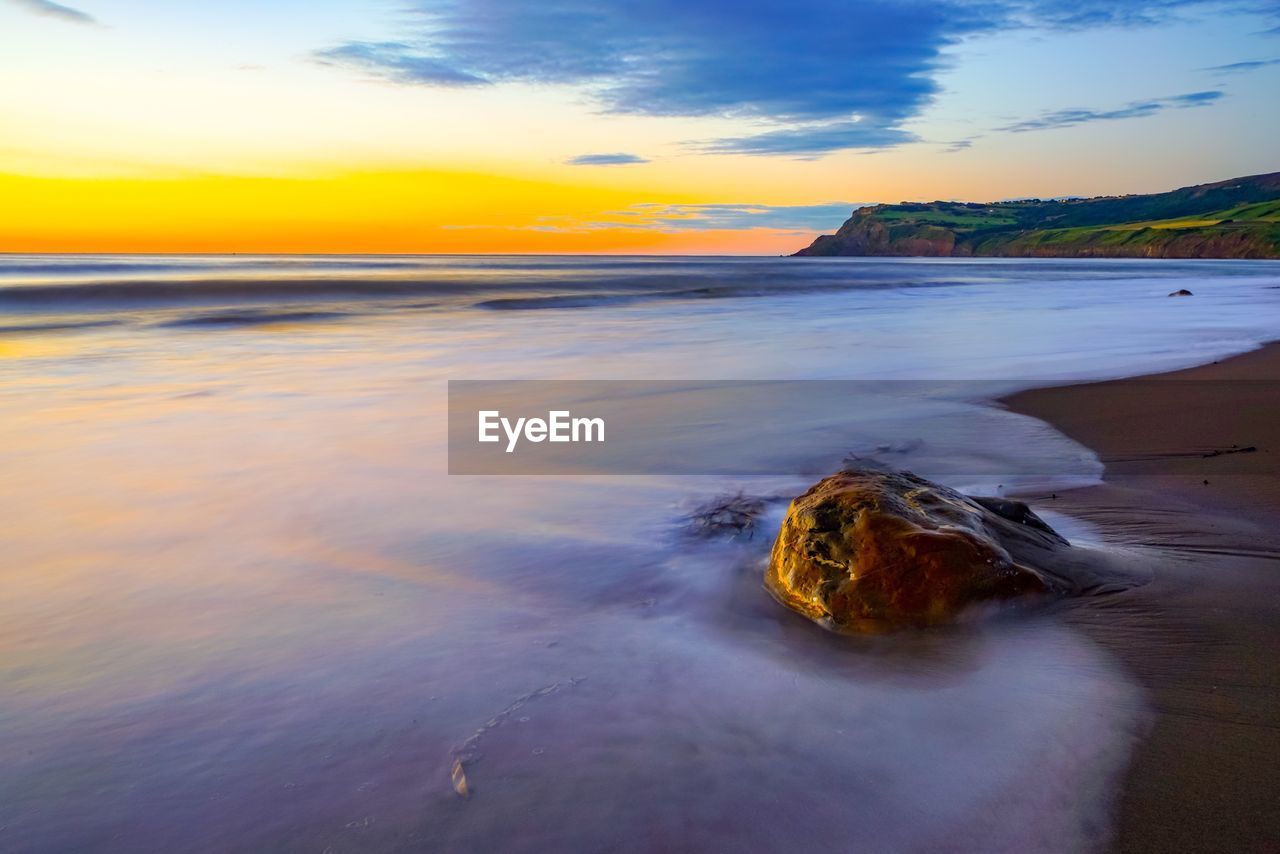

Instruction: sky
[2,0,1278,254]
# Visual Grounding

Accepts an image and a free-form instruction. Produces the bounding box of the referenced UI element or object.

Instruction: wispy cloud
[6,0,98,26]
[315,0,1260,156]
[608,202,864,232]
[442,202,863,234]
[312,41,488,86]
[565,153,649,166]
[447,202,866,234]
[696,122,917,157]
[1204,57,1280,73]
[940,137,978,153]
[1017,0,1207,28]
[999,90,1223,132]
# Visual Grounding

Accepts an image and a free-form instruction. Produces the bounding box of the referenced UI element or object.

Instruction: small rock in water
[451,759,470,799]
[1168,288,1194,297]
[686,491,766,539]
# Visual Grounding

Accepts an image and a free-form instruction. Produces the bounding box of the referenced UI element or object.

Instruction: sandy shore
[1005,344,1280,853]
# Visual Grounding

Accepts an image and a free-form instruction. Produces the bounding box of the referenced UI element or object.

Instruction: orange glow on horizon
[0,170,812,255]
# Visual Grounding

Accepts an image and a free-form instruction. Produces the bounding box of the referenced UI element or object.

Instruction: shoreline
[1004,343,1280,852]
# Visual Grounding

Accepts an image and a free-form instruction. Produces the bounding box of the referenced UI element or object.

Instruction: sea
[1,255,1278,852]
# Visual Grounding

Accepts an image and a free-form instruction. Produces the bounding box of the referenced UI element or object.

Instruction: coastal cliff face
[796,171,1280,259]
[802,208,958,257]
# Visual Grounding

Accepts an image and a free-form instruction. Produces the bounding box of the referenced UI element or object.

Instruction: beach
[1007,343,1280,853]
[10,0,1280,846]
[1,255,1278,851]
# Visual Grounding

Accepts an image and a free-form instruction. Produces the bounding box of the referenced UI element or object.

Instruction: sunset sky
[3,0,1278,254]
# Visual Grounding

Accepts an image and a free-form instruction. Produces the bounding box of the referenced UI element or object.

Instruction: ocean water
[1,255,1278,852]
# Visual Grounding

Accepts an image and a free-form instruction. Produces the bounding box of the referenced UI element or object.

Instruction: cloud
[315,0,1260,155]
[941,137,977,153]
[442,202,864,234]
[537,202,865,233]
[1012,0,1206,28]
[632,203,865,234]
[6,0,98,25]
[1205,57,1280,73]
[315,0,1002,156]
[565,153,650,166]
[1171,90,1226,104]
[312,41,488,86]
[613,202,864,231]
[999,90,1223,132]
[697,122,918,157]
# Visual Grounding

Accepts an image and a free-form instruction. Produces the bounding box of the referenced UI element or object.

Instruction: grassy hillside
[795,172,1280,259]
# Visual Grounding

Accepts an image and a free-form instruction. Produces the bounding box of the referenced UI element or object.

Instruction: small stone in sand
[451,759,470,799]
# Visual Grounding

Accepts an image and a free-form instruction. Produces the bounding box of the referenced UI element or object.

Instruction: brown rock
[766,470,1067,632]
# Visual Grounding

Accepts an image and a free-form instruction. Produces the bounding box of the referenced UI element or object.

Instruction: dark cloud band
[314,0,1254,155]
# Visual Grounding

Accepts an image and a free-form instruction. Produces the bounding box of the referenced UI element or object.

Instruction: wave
[0,256,435,279]
[475,293,648,310]
[473,279,965,311]
[0,278,472,307]
[0,319,121,334]
[3,257,1271,322]
[0,272,1012,324]
[158,309,354,328]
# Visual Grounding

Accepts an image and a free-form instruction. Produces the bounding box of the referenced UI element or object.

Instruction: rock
[451,758,470,798]
[1169,288,1194,297]
[765,470,1068,632]
[686,491,767,540]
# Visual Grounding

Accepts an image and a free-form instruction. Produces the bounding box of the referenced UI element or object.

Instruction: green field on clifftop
[796,172,1280,259]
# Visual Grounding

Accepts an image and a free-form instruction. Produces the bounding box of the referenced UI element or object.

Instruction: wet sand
[1005,343,1280,853]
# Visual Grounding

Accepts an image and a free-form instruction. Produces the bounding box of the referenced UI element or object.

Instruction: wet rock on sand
[766,469,1070,633]
[686,491,767,540]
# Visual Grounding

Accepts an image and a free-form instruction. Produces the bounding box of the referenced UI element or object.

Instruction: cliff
[795,172,1280,259]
